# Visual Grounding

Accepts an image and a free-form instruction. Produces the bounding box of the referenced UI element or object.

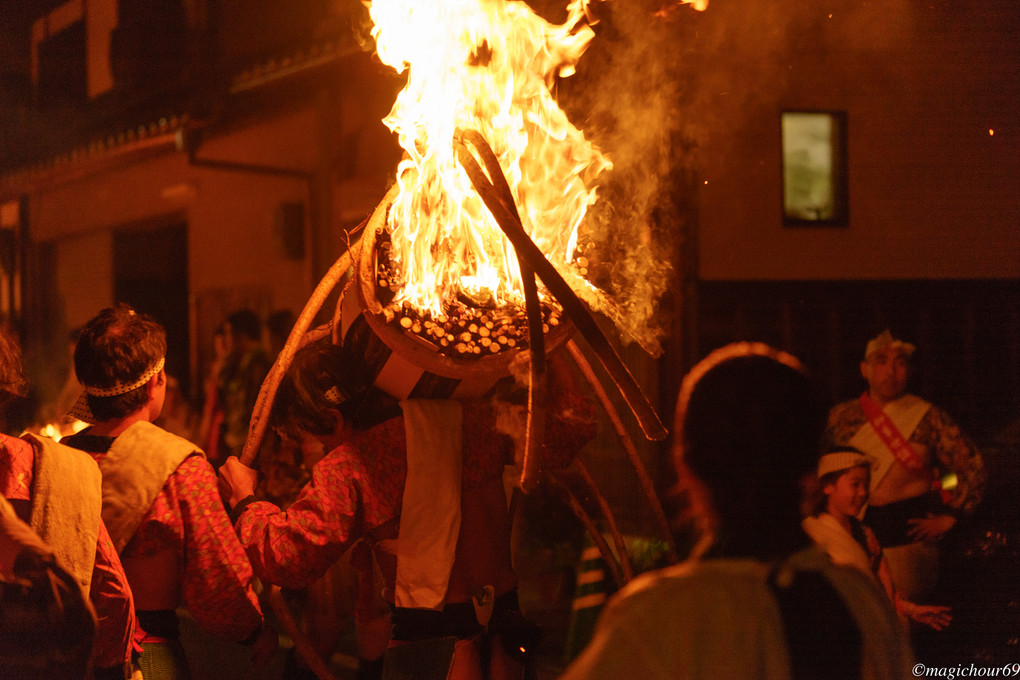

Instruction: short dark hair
[74,304,167,421]
[671,343,825,557]
[676,344,821,486]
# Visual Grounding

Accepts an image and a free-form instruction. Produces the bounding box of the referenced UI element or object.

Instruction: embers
[372,232,562,358]
[389,301,562,357]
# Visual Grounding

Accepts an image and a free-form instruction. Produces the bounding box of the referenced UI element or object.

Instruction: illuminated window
[781,111,848,226]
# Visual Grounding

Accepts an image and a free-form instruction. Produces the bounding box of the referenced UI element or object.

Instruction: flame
[39,423,62,441]
[32,419,87,442]
[369,0,612,316]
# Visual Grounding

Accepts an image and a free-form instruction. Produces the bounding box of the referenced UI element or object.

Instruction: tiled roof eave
[0,35,360,197]
[0,115,188,198]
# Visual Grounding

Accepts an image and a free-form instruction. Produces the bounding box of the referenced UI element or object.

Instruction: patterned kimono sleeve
[922,406,987,515]
[171,456,263,641]
[822,401,866,449]
[235,450,363,589]
[89,519,136,669]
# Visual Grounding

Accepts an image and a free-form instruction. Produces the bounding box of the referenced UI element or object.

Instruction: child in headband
[803,447,951,632]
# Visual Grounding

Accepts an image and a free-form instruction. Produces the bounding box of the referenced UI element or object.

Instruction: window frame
[781,110,849,228]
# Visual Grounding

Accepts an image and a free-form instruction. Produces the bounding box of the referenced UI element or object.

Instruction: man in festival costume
[218,339,597,680]
[0,326,137,679]
[61,304,270,679]
[822,329,986,601]
[1,494,98,679]
[561,342,914,680]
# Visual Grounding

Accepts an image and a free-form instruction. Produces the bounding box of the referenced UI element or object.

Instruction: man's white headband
[68,357,166,424]
[81,357,165,397]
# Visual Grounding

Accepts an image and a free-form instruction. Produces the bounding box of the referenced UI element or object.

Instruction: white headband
[817,450,873,478]
[68,357,166,424]
[81,357,165,397]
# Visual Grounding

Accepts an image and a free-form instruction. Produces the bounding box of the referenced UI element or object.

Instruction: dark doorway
[113,222,190,397]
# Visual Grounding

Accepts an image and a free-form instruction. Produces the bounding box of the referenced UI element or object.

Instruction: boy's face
[824,465,870,518]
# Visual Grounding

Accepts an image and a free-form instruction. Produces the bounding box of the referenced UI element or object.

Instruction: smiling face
[860,346,910,406]
[824,465,871,520]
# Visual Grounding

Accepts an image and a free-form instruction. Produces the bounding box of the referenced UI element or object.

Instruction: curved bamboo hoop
[266,584,339,680]
[454,128,674,579]
[238,248,358,678]
[571,458,634,581]
[566,340,678,564]
[240,245,357,467]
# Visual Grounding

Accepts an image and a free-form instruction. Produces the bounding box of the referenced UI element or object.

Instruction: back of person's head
[0,327,31,436]
[73,304,167,422]
[0,326,28,409]
[272,339,395,439]
[227,309,262,343]
[672,342,825,558]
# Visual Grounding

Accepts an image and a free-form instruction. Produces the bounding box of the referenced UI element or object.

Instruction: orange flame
[369,0,611,316]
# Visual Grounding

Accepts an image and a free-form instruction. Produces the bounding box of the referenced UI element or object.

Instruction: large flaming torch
[242,2,706,675]
[360,0,668,440]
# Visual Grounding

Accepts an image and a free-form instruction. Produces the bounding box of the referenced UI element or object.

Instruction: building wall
[678,0,1019,281]
[28,144,310,317]
[20,117,304,400]
[19,68,400,400]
